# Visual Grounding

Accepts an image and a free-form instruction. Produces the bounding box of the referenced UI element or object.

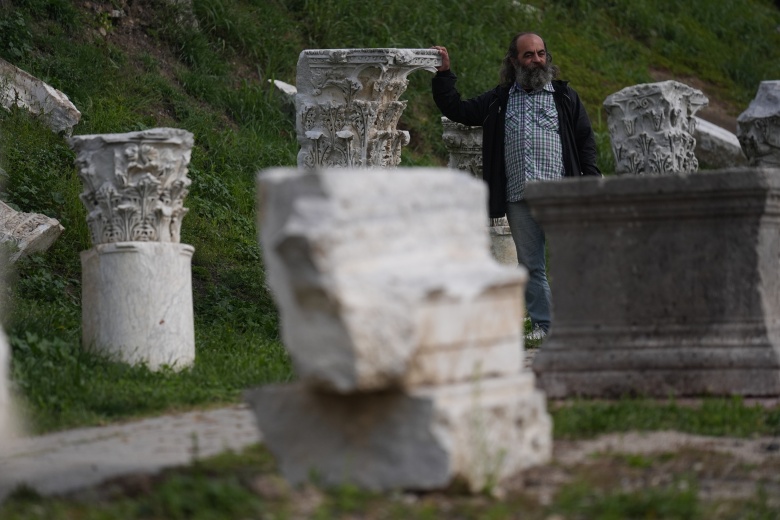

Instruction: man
[432,33,601,340]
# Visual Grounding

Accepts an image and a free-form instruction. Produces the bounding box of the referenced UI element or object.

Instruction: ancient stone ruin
[604,80,708,174]
[527,167,780,397]
[0,200,64,263]
[737,80,780,167]
[246,167,551,492]
[441,117,518,266]
[692,116,746,168]
[0,58,81,135]
[69,128,195,370]
[295,48,441,168]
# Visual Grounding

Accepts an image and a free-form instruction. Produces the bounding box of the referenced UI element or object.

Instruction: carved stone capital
[69,128,193,246]
[296,49,441,169]
[737,80,780,167]
[604,80,708,175]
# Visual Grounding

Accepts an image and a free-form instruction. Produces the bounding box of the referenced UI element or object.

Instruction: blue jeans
[505,200,552,333]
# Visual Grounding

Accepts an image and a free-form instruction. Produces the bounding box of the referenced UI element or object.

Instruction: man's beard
[515,62,557,91]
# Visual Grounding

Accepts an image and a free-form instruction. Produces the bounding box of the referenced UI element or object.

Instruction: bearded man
[432,33,601,340]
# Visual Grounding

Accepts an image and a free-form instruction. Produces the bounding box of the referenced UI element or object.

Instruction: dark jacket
[432,69,601,219]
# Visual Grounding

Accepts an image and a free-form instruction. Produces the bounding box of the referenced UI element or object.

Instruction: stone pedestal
[248,167,551,492]
[295,48,441,169]
[737,80,780,167]
[81,242,195,370]
[604,80,708,175]
[527,168,780,397]
[441,117,519,266]
[69,128,195,370]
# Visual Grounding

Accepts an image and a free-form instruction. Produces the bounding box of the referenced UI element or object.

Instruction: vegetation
[2,443,780,519]
[0,0,779,438]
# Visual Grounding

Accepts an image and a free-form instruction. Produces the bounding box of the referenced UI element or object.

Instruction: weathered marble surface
[69,128,193,246]
[604,80,708,174]
[0,58,81,135]
[737,80,780,167]
[295,49,440,169]
[693,117,747,169]
[258,167,525,392]
[527,167,780,397]
[246,373,551,492]
[81,242,195,371]
[0,200,64,262]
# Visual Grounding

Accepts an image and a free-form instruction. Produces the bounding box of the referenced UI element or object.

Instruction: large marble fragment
[604,80,708,174]
[527,167,780,397]
[0,58,81,135]
[258,168,524,392]
[693,117,746,169]
[246,374,550,492]
[69,128,195,370]
[441,117,517,266]
[0,200,64,262]
[295,49,441,169]
[737,81,780,167]
[249,166,551,492]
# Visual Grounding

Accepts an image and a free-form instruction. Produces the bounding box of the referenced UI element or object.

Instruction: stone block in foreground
[245,373,551,492]
[258,168,526,392]
[528,167,780,397]
[0,200,64,263]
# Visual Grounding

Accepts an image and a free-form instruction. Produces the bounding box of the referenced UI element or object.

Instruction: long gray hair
[499,32,557,87]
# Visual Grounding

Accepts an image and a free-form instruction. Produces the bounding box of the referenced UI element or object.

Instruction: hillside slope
[1,0,779,432]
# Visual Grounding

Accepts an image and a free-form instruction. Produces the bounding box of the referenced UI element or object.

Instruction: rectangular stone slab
[527,167,780,397]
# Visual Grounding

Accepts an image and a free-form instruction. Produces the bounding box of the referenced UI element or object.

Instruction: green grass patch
[1,0,779,433]
[552,397,780,439]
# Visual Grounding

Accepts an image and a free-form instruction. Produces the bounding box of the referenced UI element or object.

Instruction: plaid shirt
[504,82,564,201]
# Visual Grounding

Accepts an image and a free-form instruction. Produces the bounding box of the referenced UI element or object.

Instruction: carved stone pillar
[69,128,195,370]
[295,48,441,169]
[441,117,518,266]
[604,80,708,175]
[737,80,780,167]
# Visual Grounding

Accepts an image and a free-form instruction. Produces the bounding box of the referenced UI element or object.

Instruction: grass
[1,443,779,519]
[552,396,780,439]
[1,0,779,436]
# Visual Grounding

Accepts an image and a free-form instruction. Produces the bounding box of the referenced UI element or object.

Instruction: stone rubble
[248,167,551,492]
[693,116,747,169]
[0,200,64,263]
[0,58,81,135]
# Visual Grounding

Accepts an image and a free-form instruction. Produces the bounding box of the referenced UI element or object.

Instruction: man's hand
[431,45,450,72]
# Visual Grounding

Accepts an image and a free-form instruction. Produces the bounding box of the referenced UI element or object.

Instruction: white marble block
[258,167,526,392]
[604,80,708,174]
[295,48,441,169]
[0,200,64,263]
[737,80,780,167]
[70,128,196,370]
[81,242,195,370]
[0,57,81,135]
[245,373,551,492]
